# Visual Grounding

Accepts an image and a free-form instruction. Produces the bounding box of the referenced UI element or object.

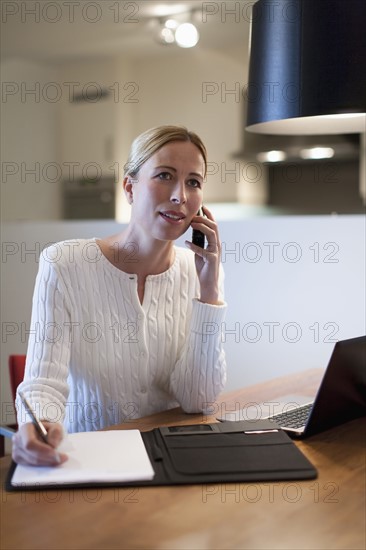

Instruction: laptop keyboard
[270,403,313,429]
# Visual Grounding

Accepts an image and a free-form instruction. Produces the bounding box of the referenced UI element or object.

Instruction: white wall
[1,214,365,422]
[132,48,245,202]
[215,215,366,389]
[1,58,61,221]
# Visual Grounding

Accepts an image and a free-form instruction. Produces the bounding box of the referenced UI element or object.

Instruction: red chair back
[8,355,26,401]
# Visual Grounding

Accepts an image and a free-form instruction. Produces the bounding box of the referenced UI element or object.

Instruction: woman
[12,125,227,466]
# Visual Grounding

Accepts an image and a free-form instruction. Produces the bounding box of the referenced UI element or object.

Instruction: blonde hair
[124,125,207,178]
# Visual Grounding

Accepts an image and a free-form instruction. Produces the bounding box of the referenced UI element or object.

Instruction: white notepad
[11,430,155,487]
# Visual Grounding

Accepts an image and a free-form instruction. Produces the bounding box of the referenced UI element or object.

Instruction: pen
[19,391,49,445]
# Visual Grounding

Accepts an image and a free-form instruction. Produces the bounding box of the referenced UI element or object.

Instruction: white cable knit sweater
[16,239,227,433]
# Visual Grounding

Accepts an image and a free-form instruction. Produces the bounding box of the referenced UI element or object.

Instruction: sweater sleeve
[168,265,227,413]
[16,253,72,427]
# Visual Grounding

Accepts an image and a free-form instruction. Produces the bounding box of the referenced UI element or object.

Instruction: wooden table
[1,370,365,550]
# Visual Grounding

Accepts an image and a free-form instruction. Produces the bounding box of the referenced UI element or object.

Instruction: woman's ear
[123,175,134,204]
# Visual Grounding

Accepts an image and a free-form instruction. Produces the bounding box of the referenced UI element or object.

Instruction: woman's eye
[157,172,172,180]
[187,179,201,188]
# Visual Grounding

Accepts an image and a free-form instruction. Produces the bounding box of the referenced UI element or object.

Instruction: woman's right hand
[12,422,68,466]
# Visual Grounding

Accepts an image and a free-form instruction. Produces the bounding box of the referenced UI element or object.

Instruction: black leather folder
[6,420,317,491]
[138,419,317,485]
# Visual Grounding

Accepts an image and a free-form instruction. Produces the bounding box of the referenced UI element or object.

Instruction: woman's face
[126,141,205,243]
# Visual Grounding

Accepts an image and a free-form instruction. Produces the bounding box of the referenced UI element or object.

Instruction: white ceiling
[1,0,250,64]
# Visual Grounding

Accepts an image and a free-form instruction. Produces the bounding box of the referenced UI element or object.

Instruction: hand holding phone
[192,207,205,248]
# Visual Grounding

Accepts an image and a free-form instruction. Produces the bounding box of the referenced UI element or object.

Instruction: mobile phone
[192,207,205,248]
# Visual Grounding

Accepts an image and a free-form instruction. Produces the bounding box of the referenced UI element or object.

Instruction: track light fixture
[156,12,199,48]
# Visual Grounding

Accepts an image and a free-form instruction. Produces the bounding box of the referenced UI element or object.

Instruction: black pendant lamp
[246,0,366,135]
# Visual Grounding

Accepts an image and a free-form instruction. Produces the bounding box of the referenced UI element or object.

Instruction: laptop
[217,336,366,438]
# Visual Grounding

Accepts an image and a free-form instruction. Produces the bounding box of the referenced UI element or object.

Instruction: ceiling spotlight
[175,22,199,48]
[300,147,335,160]
[257,150,287,163]
[157,25,175,45]
[165,19,179,29]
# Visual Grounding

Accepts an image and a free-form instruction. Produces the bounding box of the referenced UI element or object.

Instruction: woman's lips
[159,211,186,224]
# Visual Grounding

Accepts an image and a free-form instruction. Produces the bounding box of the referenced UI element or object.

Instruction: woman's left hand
[185,206,222,305]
